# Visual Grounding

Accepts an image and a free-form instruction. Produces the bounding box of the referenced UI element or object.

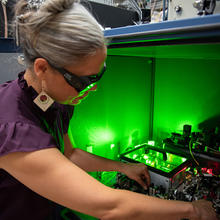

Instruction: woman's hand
[191,200,218,220]
[121,163,151,190]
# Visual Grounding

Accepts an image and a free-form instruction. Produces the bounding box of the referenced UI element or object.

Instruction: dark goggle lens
[58,62,106,93]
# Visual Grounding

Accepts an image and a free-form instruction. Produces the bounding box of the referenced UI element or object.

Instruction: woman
[0,0,217,219]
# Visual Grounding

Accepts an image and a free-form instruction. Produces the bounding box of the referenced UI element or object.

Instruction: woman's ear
[34,58,50,79]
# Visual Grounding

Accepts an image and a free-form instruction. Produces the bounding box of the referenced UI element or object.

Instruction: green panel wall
[68,44,220,157]
[153,58,220,144]
[68,55,152,158]
[66,43,220,220]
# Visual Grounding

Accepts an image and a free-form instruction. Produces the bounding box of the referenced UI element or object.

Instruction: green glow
[132,154,138,159]
[143,155,148,159]
[66,32,220,220]
[186,167,191,172]
[79,83,96,96]
[124,146,187,173]
[147,140,155,146]
[86,146,93,153]
[68,56,152,157]
[176,121,193,134]
[89,128,115,145]
[153,58,220,142]
[110,144,115,150]
[134,144,144,148]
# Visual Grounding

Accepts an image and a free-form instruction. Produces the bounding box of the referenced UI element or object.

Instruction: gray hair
[14,0,105,68]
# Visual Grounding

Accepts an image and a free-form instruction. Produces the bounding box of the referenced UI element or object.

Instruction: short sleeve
[0,121,57,157]
[61,105,74,134]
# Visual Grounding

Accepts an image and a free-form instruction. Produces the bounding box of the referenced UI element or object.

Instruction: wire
[189,139,200,166]
[151,0,157,17]
[129,0,142,24]
[206,146,220,153]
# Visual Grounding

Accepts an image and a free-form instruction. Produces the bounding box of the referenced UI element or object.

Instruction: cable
[205,0,216,15]
[151,0,157,17]
[206,146,220,153]
[189,139,200,166]
[129,0,142,24]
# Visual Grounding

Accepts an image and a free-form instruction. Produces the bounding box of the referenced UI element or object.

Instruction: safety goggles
[56,62,106,95]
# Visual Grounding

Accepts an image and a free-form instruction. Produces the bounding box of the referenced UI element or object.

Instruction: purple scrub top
[0,71,74,220]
